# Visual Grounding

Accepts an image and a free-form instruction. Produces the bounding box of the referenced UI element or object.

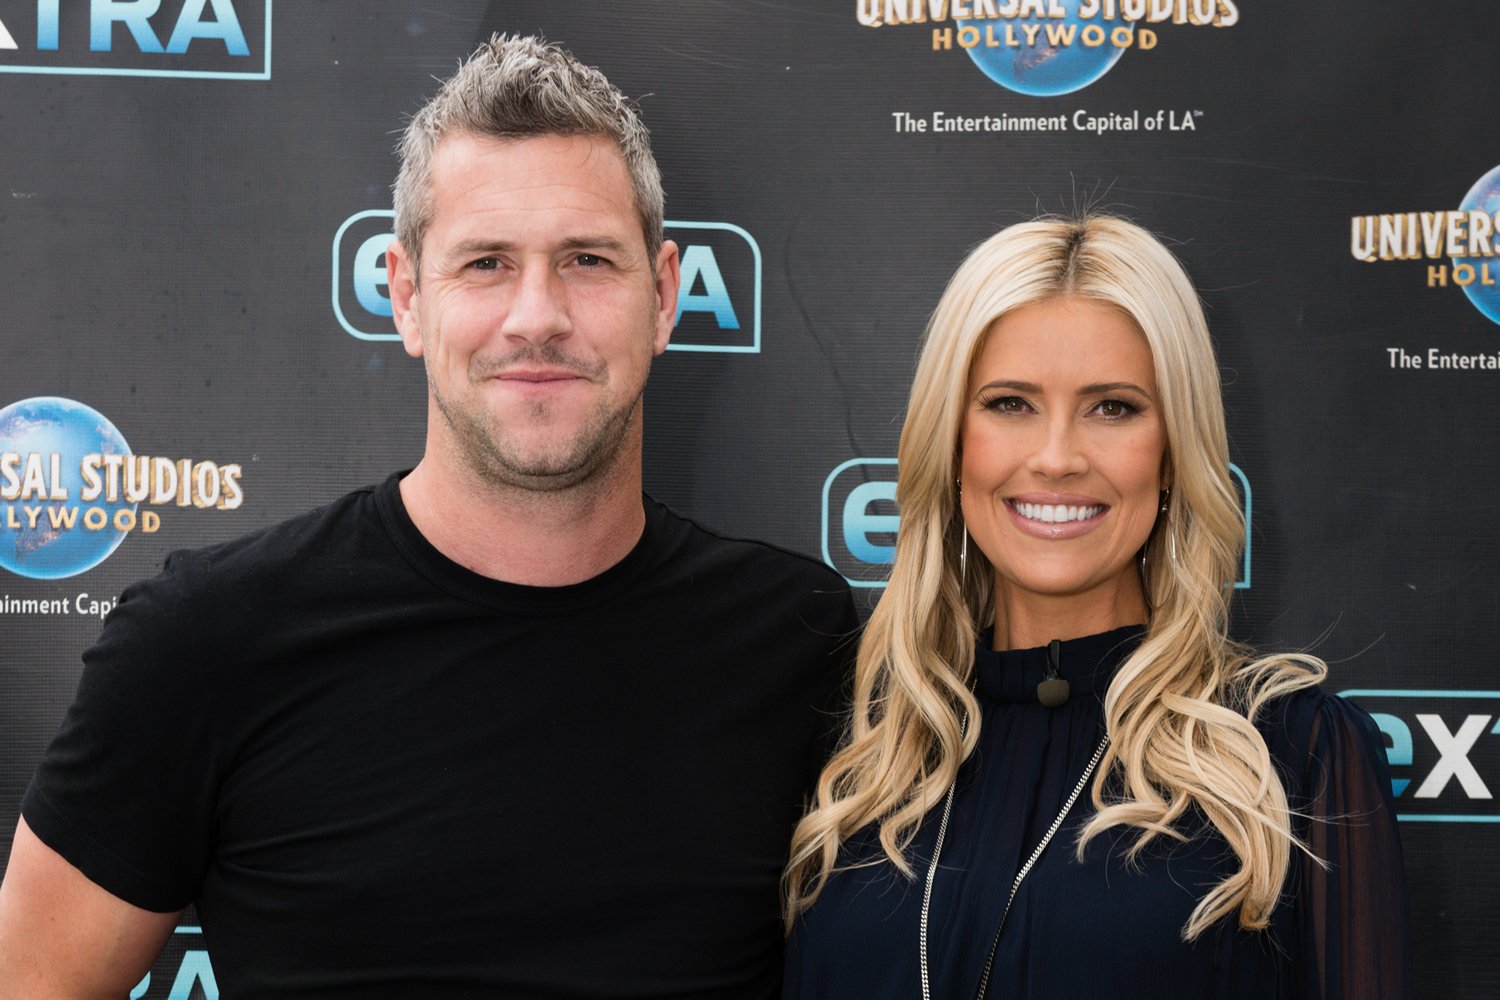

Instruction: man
[0,36,856,998]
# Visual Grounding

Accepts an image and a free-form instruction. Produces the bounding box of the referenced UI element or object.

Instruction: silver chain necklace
[919,721,1111,1000]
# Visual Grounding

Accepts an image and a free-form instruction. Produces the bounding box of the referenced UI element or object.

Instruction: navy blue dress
[784,628,1411,999]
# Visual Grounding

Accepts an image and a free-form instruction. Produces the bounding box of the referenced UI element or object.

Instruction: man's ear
[651,239,681,356]
[387,239,423,359]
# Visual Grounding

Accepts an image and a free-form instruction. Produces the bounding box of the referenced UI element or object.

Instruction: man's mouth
[494,369,585,383]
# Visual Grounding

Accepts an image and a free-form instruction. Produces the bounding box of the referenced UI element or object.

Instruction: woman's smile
[1004,494,1110,538]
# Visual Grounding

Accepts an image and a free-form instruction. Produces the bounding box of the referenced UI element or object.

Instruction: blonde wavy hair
[784,215,1325,940]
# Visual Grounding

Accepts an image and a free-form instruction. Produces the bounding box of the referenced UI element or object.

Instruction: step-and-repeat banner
[2,2,1494,996]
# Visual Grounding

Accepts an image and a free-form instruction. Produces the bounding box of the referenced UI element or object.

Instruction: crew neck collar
[974,625,1146,705]
[373,471,661,614]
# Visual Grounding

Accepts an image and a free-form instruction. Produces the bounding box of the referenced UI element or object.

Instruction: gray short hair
[393,34,665,277]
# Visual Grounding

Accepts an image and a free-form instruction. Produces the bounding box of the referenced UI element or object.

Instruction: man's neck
[398,449,647,588]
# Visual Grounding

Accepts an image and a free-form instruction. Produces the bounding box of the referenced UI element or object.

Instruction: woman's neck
[990,577,1148,651]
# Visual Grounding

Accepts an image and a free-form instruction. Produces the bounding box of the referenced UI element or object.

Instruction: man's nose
[500,265,572,345]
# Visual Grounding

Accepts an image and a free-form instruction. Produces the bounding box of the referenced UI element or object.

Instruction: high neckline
[974,625,1146,704]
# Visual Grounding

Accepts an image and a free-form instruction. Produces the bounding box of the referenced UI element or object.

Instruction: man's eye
[575,253,605,268]
[471,257,499,271]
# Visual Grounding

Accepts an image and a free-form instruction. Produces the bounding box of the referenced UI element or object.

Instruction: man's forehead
[423,132,641,250]
[430,131,629,181]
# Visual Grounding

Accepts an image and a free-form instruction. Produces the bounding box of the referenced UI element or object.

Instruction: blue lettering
[91,0,164,54]
[165,0,249,56]
[36,0,61,49]
[353,234,393,317]
[675,244,739,329]
[130,973,150,999]
[167,950,218,1000]
[1371,712,1413,798]
[842,481,898,566]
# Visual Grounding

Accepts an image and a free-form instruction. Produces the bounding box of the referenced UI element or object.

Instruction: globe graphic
[0,397,135,580]
[1455,164,1500,326]
[959,2,1128,96]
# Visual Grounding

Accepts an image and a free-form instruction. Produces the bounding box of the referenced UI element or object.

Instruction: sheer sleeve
[1293,693,1413,1000]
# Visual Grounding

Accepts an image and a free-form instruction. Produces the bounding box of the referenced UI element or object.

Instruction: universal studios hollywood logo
[0,397,244,580]
[1349,165,1500,326]
[857,0,1239,96]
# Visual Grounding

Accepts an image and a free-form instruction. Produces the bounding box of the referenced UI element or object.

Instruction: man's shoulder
[648,496,849,595]
[164,480,385,585]
[120,480,395,632]
[644,497,859,672]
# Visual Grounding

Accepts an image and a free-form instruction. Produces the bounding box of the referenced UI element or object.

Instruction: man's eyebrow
[443,236,633,259]
[445,239,516,259]
[558,235,632,254]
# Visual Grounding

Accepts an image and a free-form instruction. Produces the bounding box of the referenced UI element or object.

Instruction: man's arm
[0,817,180,1000]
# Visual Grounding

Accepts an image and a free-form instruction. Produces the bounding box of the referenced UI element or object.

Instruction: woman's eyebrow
[974,379,1043,393]
[975,380,1153,396]
[1080,381,1151,396]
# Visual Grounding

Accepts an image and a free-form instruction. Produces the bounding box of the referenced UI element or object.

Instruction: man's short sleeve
[21,551,219,912]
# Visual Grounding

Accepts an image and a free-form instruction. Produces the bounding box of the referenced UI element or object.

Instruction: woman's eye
[985,396,1028,414]
[1096,399,1135,418]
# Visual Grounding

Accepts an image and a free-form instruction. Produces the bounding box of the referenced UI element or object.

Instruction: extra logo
[333,211,762,354]
[856,0,1238,96]
[1341,689,1500,823]
[0,0,271,80]
[0,397,244,580]
[1350,164,1500,328]
[823,457,1251,589]
[130,926,216,999]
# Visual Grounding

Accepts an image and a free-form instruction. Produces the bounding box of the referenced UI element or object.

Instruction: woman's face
[959,297,1167,615]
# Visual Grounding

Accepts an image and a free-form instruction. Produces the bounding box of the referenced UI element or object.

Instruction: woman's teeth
[1013,502,1102,524]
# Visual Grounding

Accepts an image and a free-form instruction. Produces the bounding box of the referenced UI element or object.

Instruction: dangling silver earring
[1139,548,1158,611]
[960,526,968,586]
[957,476,967,586]
[1159,489,1179,567]
[1141,488,1173,611]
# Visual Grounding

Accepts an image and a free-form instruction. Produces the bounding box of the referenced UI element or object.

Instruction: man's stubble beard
[428,346,648,496]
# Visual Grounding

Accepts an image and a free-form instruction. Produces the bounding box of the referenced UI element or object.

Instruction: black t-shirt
[22,474,859,998]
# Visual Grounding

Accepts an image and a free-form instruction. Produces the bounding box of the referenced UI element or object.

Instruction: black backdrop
[3,2,1496,996]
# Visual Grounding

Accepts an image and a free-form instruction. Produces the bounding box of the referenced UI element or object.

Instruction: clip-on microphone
[1037,639,1070,708]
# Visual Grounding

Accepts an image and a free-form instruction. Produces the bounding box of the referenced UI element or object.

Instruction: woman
[783,216,1409,999]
